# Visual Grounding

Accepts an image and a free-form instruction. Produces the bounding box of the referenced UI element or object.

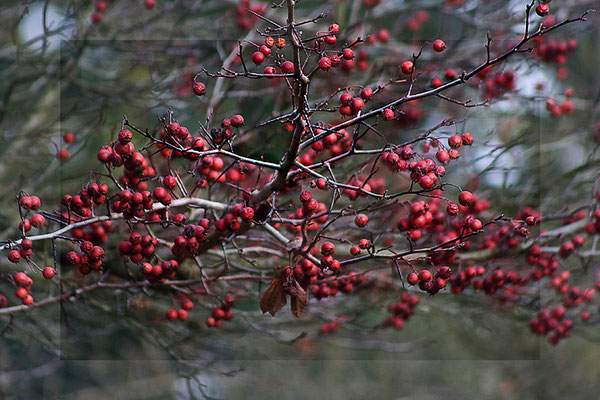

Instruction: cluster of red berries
[205,296,235,328]
[141,260,179,283]
[70,220,114,245]
[17,195,45,234]
[279,191,328,234]
[13,272,35,305]
[166,296,193,321]
[59,183,108,222]
[545,96,574,118]
[383,292,420,330]
[213,203,255,235]
[65,240,105,275]
[171,219,210,259]
[529,306,574,346]
[111,189,154,220]
[57,131,75,161]
[156,122,206,160]
[406,10,430,32]
[407,266,453,295]
[235,0,266,30]
[320,320,341,335]
[119,232,157,263]
[476,68,515,99]
[92,1,155,24]
[310,274,366,300]
[300,128,357,164]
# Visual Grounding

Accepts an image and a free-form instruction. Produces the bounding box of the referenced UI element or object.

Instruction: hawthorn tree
[1,0,599,398]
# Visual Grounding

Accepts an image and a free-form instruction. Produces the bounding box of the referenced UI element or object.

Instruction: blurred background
[0,0,599,398]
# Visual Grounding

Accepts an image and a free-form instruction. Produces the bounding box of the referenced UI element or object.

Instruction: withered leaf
[259,273,287,316]
[290,279,307,318]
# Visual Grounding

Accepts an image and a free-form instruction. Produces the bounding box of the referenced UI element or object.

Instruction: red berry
[407,272,419,285]
[8,250,21,263]
[432,39,446,52]
[343,48,354,60]
[166,309,178,320]
[57,149,69,160]
[231,114,244,127]
[145,0,156,9]
[360,87,373,100]
[318,57,332,71]
[536,4,549,17]
[469,218,483,231]
[63,132,75,143]
[448,135,462,149]
[30,214,45,228]
[177,309,188,320]
[193,81,206,96]
[324,35,337,45]
[418,270,432,281]
[281,61,294,73]
[340,93,353,105]
[94,1,107,12]
[42,267,56,279]
[458,191,473,206]
[355,214,368,227]
[382,108,394,120]
[401,61,414,75]
[252,51,265,65]
[461,133,474,145]
[240,207,254,220]
[329,24,340,34]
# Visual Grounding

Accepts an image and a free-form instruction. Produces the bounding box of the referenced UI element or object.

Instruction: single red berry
[329,24,340,34]
[193,81,206,96]
[350,245,361,256]
[231,114,244,127]
[461,133,474,145]
[342,48,354,60]
[144,0,156,9]
[432,39,446,52]
[340,93,353,105]
[536,4,549,17]
[259,45,271,56]
[382,108,394,120]
[318,57,332,71]
[265,37,275,47]
[401,61,414,75]
[63,132,75,143]
[177,309,188,320]
[351,97,364,113]
[166,309,178,320]
[42,267,56,279]
[321,241,335,256]
[355,214,368,228]
[458,191,473,206]
[95,1,107,12]
[163,175,177,190]
[181,299,194,311]
[407,272,419,285]
[418,270,432,282]
[30,214,45,228]
[8,250,21,263]
[324,35,337,45]
[240,207,254,220]
[57,149,69,160]
[91,12,103,24]
[281,61,294,73]
[360,87,373,100]
[448,135,462,149]
[252,51,265,65]
[469,218,483,231]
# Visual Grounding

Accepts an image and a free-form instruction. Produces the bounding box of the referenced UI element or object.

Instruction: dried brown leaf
[259,273,287,316]
[290,279,307,318]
